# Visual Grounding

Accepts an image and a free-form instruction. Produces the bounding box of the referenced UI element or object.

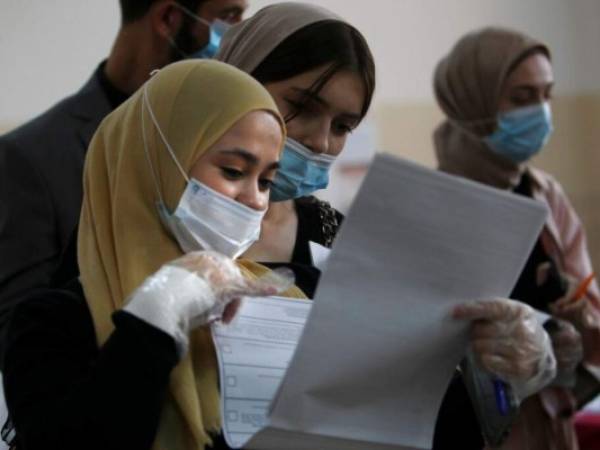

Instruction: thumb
[220,278,279,300]
[452,298,523,322]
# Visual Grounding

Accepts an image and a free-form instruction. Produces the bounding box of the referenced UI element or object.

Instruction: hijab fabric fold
[78,60,295,449]
[433,27,550,189]
[215,2,341,73]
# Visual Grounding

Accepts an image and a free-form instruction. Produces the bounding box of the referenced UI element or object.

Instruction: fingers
[536,261,552,286]
[170,251,242,282]
[473,338,541,380]
[461,298,554,387]
[551,296,587,316]
[170,251,217,271]
[550,298,595,337]
[554,350,581,367]
[174,252,289,300]
[216,275,280,324]
[551,273,580,308]
[167,252,294,328]
[453,298,525,322]
[471,321,505,340]
[221,279,278,300]
[256,267,295,293]
[553,333,582,360]
[479,354,521,379]
[221,299,241,324]
[548,320,579,346]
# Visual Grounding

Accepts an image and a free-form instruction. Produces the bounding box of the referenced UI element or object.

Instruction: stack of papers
[213,154,547,449]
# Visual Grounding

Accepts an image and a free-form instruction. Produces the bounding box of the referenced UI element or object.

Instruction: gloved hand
[550,284,600,365]
[543,318,583,387]
[124,251,291,357]
[453,298,556,400]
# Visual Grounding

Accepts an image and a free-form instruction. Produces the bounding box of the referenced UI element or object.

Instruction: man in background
[0,0,249,355]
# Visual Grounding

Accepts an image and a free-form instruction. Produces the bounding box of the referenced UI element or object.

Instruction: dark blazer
[0,67,112,344]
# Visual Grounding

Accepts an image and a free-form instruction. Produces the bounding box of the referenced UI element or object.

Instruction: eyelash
[284,98,313,118]
[510,89,553,105]
[221,167,274,191]
[285,99,302,109]
[286,99,355,136]
[259,179,274,190]
[221,167,243,179]
[334,121,354,135]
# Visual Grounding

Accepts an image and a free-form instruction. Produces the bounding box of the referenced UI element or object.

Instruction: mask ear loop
[141,79,192,222]
[166,35,189,59]
[447,115,499,141]
[141,86,167,209]
[141,83,186,239]
[142,82,190,184]
[166,5,214,59]
[173,3,212,28]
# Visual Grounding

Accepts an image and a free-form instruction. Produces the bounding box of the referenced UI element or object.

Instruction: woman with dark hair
[433,27,600,449]
[3,8,559,450]
[216,7,558,449]
[216,2,375,297]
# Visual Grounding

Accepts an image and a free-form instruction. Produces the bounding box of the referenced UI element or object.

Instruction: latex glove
[124,251,292,357]
[550,281,600,365]
[543,318,583,387]
[453,298,556,400]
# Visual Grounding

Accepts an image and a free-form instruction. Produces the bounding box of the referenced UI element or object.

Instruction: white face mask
[141,81,265,258]
[158,179,264,258]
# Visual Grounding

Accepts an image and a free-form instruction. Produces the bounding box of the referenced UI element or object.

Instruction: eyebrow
[290,88,362,122]
[218,148,279,170]
[220,6,244,16]
[511,81,554,91]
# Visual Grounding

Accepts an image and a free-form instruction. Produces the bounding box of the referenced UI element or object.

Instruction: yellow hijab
[78,60,303,449]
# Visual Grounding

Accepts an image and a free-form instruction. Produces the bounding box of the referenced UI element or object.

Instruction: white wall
[0,1,120,126]
[247,0,600,101]
[2,0,599,128]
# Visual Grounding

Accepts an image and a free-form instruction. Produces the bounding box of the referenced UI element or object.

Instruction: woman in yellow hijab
[3,60,302,450]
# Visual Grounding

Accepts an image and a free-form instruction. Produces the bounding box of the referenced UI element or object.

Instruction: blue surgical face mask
[169,5,230,60]
[189,19,229,59]
[270,138,336,202]
[484,102,553,163]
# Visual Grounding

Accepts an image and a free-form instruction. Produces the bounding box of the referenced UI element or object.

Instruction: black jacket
[0,67,112,354]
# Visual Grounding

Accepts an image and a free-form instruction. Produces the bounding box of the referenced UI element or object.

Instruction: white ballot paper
[212,296,312,447]
[309,241,332,271]
[212,154,547,449]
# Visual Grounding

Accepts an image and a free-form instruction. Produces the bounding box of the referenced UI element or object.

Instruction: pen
[571,273,596,303]
[493,379,510,416]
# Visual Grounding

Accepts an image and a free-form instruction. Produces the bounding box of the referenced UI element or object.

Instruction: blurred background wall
[1,0,598,269]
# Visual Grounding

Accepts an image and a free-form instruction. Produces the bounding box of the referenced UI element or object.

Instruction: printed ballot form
[212,296,312,447]
[212,154,548,450]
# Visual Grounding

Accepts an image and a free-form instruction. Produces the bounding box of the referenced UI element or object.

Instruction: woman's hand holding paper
[124,251,285,357]
[453,298,556,399]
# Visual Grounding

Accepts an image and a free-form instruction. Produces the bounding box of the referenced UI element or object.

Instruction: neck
[104,23,170,94]
[263,200,295,224]
[241,199,297,263]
